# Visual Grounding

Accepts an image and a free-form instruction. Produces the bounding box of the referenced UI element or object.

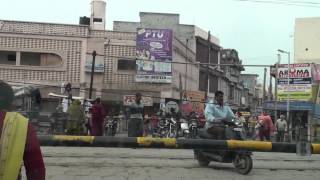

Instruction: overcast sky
[1,0,319,83]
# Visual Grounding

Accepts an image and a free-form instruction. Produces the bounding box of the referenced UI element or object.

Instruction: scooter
[104,117,118,136]
[194,119,253,175]
[180,117,190,138]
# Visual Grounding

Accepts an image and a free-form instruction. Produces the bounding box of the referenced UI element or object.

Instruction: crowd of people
[62,91,289,143]
[248,112,288,142]
[0,80,294,179]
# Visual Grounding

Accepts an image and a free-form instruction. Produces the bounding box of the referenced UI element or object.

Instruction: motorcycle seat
[197,128,215,139]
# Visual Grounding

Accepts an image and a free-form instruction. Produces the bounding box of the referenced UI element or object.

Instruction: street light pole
[206,31,211,101]
[89,50,97,99]
[287,52,291,139]
[278,49,291,140]
[274,54,281,121]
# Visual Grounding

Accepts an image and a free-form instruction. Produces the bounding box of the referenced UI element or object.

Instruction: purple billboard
[136,28,173,83]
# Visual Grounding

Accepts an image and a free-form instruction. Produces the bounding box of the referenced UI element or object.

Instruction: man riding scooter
[194,90,253,175]
[205,91,235,139]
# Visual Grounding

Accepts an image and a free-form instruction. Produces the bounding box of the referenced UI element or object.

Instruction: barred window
[117,59,135,71]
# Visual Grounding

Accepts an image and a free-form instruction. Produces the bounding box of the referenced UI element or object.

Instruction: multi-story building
[240,74,261,113]
[113,12,260,112]
[294,17,320,64]
[0,19,88,111]
[0,0,198,113]
[113,12,218,96]
[0,0,261,116]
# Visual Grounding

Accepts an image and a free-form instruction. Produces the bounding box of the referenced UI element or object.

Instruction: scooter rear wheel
[194,150,210,167]
[233,154,252,175]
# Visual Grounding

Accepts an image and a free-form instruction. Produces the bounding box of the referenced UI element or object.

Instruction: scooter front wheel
[233,154,252,175]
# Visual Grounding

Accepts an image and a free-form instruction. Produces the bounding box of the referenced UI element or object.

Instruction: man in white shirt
[275,115,287,142]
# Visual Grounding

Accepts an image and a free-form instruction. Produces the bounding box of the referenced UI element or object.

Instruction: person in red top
[91,98,106,136]
[0,81,45,180]
[258,112,275,141]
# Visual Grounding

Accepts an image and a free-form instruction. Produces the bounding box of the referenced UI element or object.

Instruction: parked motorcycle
[104,117,118,136]
[157,117,168,138]
[194,119,253,175]
[180,117,190,138]
[167,117,177,138]
[188,112,199,138]
[157,117,177,138]
[188,118,198,138]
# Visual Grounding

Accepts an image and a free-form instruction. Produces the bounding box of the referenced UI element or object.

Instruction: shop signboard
[313,64,320,81]
[135,28,173,83]
[123,95,153,106]
[180,91,206,114]
[277,63,312,101]
[85,54,105,73]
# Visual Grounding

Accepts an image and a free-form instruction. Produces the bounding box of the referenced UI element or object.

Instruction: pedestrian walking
[258,112,275,141]
[91,98,106,136]
[0,81,45,180]
[275,115,287,142]
[128,93,144,137]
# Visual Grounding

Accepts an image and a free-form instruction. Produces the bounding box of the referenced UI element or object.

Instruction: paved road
[21,146,320,180]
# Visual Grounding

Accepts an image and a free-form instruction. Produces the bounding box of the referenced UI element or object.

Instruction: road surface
[22,146,320,180]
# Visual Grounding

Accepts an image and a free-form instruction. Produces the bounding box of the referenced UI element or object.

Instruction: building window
[199,71,207,91]
[229,85,234,100]
[93,18,103,23]
[20,52,62,66]
[117,59,136,71]
[0,51,16,65]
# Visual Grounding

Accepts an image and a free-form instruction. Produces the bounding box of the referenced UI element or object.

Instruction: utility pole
[287,52,291,141]
[185,39,189,92]
[179,73,183,105]
[206,31,211,101]
[274,54,280,121]
[262,68,267,106]
[269,73,273,101]
[89,50,97,99]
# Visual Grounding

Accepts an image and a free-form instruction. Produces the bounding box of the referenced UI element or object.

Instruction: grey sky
[1,0,319,83]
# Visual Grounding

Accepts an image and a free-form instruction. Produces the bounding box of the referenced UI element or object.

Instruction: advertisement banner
[313,64,320,81]
[180,91,206,114]
[277,63,312,101]
[277,84,312,101]
[277,63,311,78]
[123,95,153,106]
[85,55,105,73]
[135,28,173,83]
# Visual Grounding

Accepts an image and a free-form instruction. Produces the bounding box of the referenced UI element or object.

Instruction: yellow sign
[277,84,312,101]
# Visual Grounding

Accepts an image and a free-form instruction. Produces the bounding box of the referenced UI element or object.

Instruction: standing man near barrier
[128,93,144,137]
[275,115,287,142]
[204,91,236,139]
[91,98,106,136]
[0,81,45,180]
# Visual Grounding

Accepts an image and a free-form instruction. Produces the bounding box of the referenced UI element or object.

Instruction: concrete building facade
[0,20,88,110]
[0,2,199,112]
[294,17,320,64]
[0,0,261,115]
[113,12,260,112]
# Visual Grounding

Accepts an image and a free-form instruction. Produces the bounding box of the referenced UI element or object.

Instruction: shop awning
[263,101,314,111]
